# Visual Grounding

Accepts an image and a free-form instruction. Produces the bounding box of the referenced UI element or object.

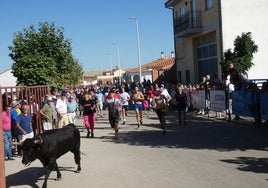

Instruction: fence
[191,86,268,122]
[0,85,51,187]
[1,85,51,134]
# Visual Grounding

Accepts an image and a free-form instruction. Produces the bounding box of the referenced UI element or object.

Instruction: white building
[165,0,268,83]
[221,0,268,79]
[0,69,17,87]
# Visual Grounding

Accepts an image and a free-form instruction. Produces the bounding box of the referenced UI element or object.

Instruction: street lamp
[129,16,142,83]
[112,43,121,84]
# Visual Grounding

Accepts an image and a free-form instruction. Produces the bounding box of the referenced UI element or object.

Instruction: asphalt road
[4,109,268,188]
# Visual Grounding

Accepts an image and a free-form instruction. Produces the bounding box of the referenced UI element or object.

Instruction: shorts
[122,105,129,111]
[134,103,143,111]
[97,102,103,110]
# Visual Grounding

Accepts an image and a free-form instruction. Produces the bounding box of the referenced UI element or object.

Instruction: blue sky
[0,0,174,73]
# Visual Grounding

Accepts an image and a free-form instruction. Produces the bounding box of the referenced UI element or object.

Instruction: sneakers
[5,157,15,161]
[122,119,126,125]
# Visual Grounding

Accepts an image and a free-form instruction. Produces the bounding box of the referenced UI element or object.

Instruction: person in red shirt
[2,106,14,160]
[114,89,121,99]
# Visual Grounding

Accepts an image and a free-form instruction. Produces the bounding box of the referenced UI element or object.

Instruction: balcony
[174,10,202,38]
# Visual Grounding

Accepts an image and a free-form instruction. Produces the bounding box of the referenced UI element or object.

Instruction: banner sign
[192,90,206,109]
[210,90,226,112]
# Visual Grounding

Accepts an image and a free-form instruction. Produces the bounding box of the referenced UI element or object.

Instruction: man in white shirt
[55,92,68,128]
[119,87,130,124]
[159,84,172,104]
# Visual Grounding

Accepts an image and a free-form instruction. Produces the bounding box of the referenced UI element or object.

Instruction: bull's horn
[34,136,43,144]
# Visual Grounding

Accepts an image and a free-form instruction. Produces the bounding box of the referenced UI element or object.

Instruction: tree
[9,22,83,91]
[220,32,258,76]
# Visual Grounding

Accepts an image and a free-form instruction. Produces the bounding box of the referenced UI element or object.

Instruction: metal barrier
[191,87,268,122]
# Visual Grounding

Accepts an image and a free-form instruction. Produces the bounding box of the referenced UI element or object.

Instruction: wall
[221,0,268,79]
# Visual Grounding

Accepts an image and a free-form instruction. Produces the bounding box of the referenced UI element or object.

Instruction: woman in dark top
[82,92,96,138]
[174,84,188,125]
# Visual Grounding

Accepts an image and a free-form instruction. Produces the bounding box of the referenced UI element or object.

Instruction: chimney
[171,51,174,58]
[161,52,164,59]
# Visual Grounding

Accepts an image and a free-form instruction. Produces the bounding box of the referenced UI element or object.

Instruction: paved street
[4,109,268,188]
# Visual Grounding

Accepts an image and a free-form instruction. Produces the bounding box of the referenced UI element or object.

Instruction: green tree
[220,32,258,76]
[9,22,83,91]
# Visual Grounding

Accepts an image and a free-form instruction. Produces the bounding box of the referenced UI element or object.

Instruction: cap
[11,100,21,108]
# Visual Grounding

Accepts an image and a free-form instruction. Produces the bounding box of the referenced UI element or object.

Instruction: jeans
[3,130,13,158]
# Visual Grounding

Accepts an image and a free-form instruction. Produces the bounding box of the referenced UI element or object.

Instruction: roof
[126,57,175,73]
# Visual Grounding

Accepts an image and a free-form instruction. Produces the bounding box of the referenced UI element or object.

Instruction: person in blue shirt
[94,88,104,118]
[16,104,34,143]
[67,95,79,124]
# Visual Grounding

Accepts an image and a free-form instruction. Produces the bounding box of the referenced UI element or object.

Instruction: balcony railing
[174,10,202,37]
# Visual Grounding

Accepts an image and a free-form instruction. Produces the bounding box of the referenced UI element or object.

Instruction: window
[185,70,190,84]
[178,71,182,83]
[179,6,186,16]
[197,43,217,59]
[206,0,213,10]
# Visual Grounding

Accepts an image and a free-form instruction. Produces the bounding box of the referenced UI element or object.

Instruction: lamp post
[129,16,142,83]
[112,43,121,84]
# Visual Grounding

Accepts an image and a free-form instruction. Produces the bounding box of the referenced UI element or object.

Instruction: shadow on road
[220,157,268,177]
[6,167,43,188]
[6,166,78,187]
[100,110,268,152]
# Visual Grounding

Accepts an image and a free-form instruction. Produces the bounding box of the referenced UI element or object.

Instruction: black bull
[21,124,81,188]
